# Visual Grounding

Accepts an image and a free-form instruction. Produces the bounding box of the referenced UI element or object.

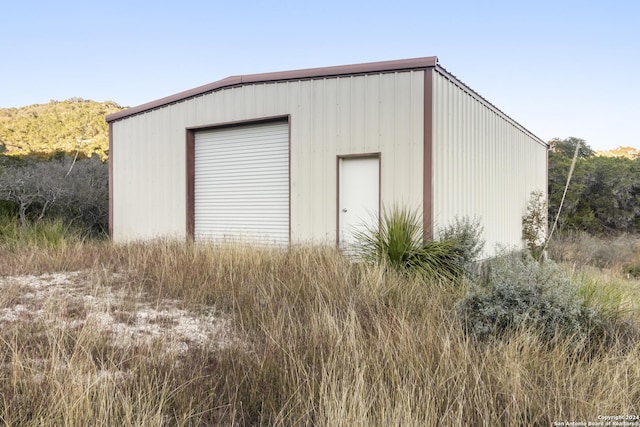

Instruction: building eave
[106,56,439,123]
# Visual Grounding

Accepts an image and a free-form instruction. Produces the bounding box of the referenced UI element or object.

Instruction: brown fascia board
[105,56,439,122]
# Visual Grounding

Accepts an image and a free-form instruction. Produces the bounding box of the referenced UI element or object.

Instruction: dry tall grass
[0,238,639,425]
[548,232,640,272]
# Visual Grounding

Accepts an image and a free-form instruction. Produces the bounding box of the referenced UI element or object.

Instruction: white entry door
[338,156,380,247]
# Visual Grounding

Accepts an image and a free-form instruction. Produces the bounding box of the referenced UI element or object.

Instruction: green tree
[548,137,640,234]
[549,137,594,159]
[583,156,640,232]
[547,138,595,233]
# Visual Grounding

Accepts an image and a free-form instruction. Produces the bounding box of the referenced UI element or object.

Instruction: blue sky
[2,0,638,151]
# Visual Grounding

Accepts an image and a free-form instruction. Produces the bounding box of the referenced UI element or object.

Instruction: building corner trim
[186,129,195,239]
[108,122,114,240]
[423,68,434,242]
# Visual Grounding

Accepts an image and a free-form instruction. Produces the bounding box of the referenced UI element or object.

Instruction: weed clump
[456,250,607,349]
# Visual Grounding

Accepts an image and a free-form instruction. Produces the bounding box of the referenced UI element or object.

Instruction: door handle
[342,208,348,213]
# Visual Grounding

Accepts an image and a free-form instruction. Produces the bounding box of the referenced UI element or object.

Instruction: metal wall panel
[431,70,547,257]
[111,71,424,243]
[111,108,187,242]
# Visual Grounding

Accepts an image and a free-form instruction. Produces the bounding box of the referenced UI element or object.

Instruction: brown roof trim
[106,56,439,123]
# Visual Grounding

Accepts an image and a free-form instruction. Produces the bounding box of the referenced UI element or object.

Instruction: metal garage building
[106,56,547,255]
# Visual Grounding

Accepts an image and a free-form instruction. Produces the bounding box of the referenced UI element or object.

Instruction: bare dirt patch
[0,271,239,354]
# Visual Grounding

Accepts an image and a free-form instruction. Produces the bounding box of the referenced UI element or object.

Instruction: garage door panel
[194,121,289,244]
[196,146,288,161]
[197,164,288,175]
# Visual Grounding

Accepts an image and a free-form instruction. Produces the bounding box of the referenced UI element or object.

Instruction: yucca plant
[352,205,463,280]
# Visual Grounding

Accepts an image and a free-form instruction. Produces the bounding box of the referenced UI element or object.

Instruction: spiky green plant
[353,206,422,267]
[408,239,465,280]
[352,205,463,280]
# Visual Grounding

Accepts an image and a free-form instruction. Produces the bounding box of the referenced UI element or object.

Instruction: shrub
[352,205,463,280]
[52,155,108,235]
[522,190,547,259]
[456,250,606,349]
[439,216,485,273]
[0,199,16,217]
[0,155,107,235]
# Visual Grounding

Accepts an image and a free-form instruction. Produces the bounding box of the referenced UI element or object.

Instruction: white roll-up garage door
[194,121,289,244]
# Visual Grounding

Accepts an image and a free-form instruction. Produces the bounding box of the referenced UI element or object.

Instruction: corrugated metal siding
[111,108,187,242]
[194,122,289,244]
[431,70,547,256]
[111,71,424,243]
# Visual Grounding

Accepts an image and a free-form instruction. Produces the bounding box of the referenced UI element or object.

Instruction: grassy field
[0,229,639,426]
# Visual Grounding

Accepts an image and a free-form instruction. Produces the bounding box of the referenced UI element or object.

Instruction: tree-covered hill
[0,98,125,160]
